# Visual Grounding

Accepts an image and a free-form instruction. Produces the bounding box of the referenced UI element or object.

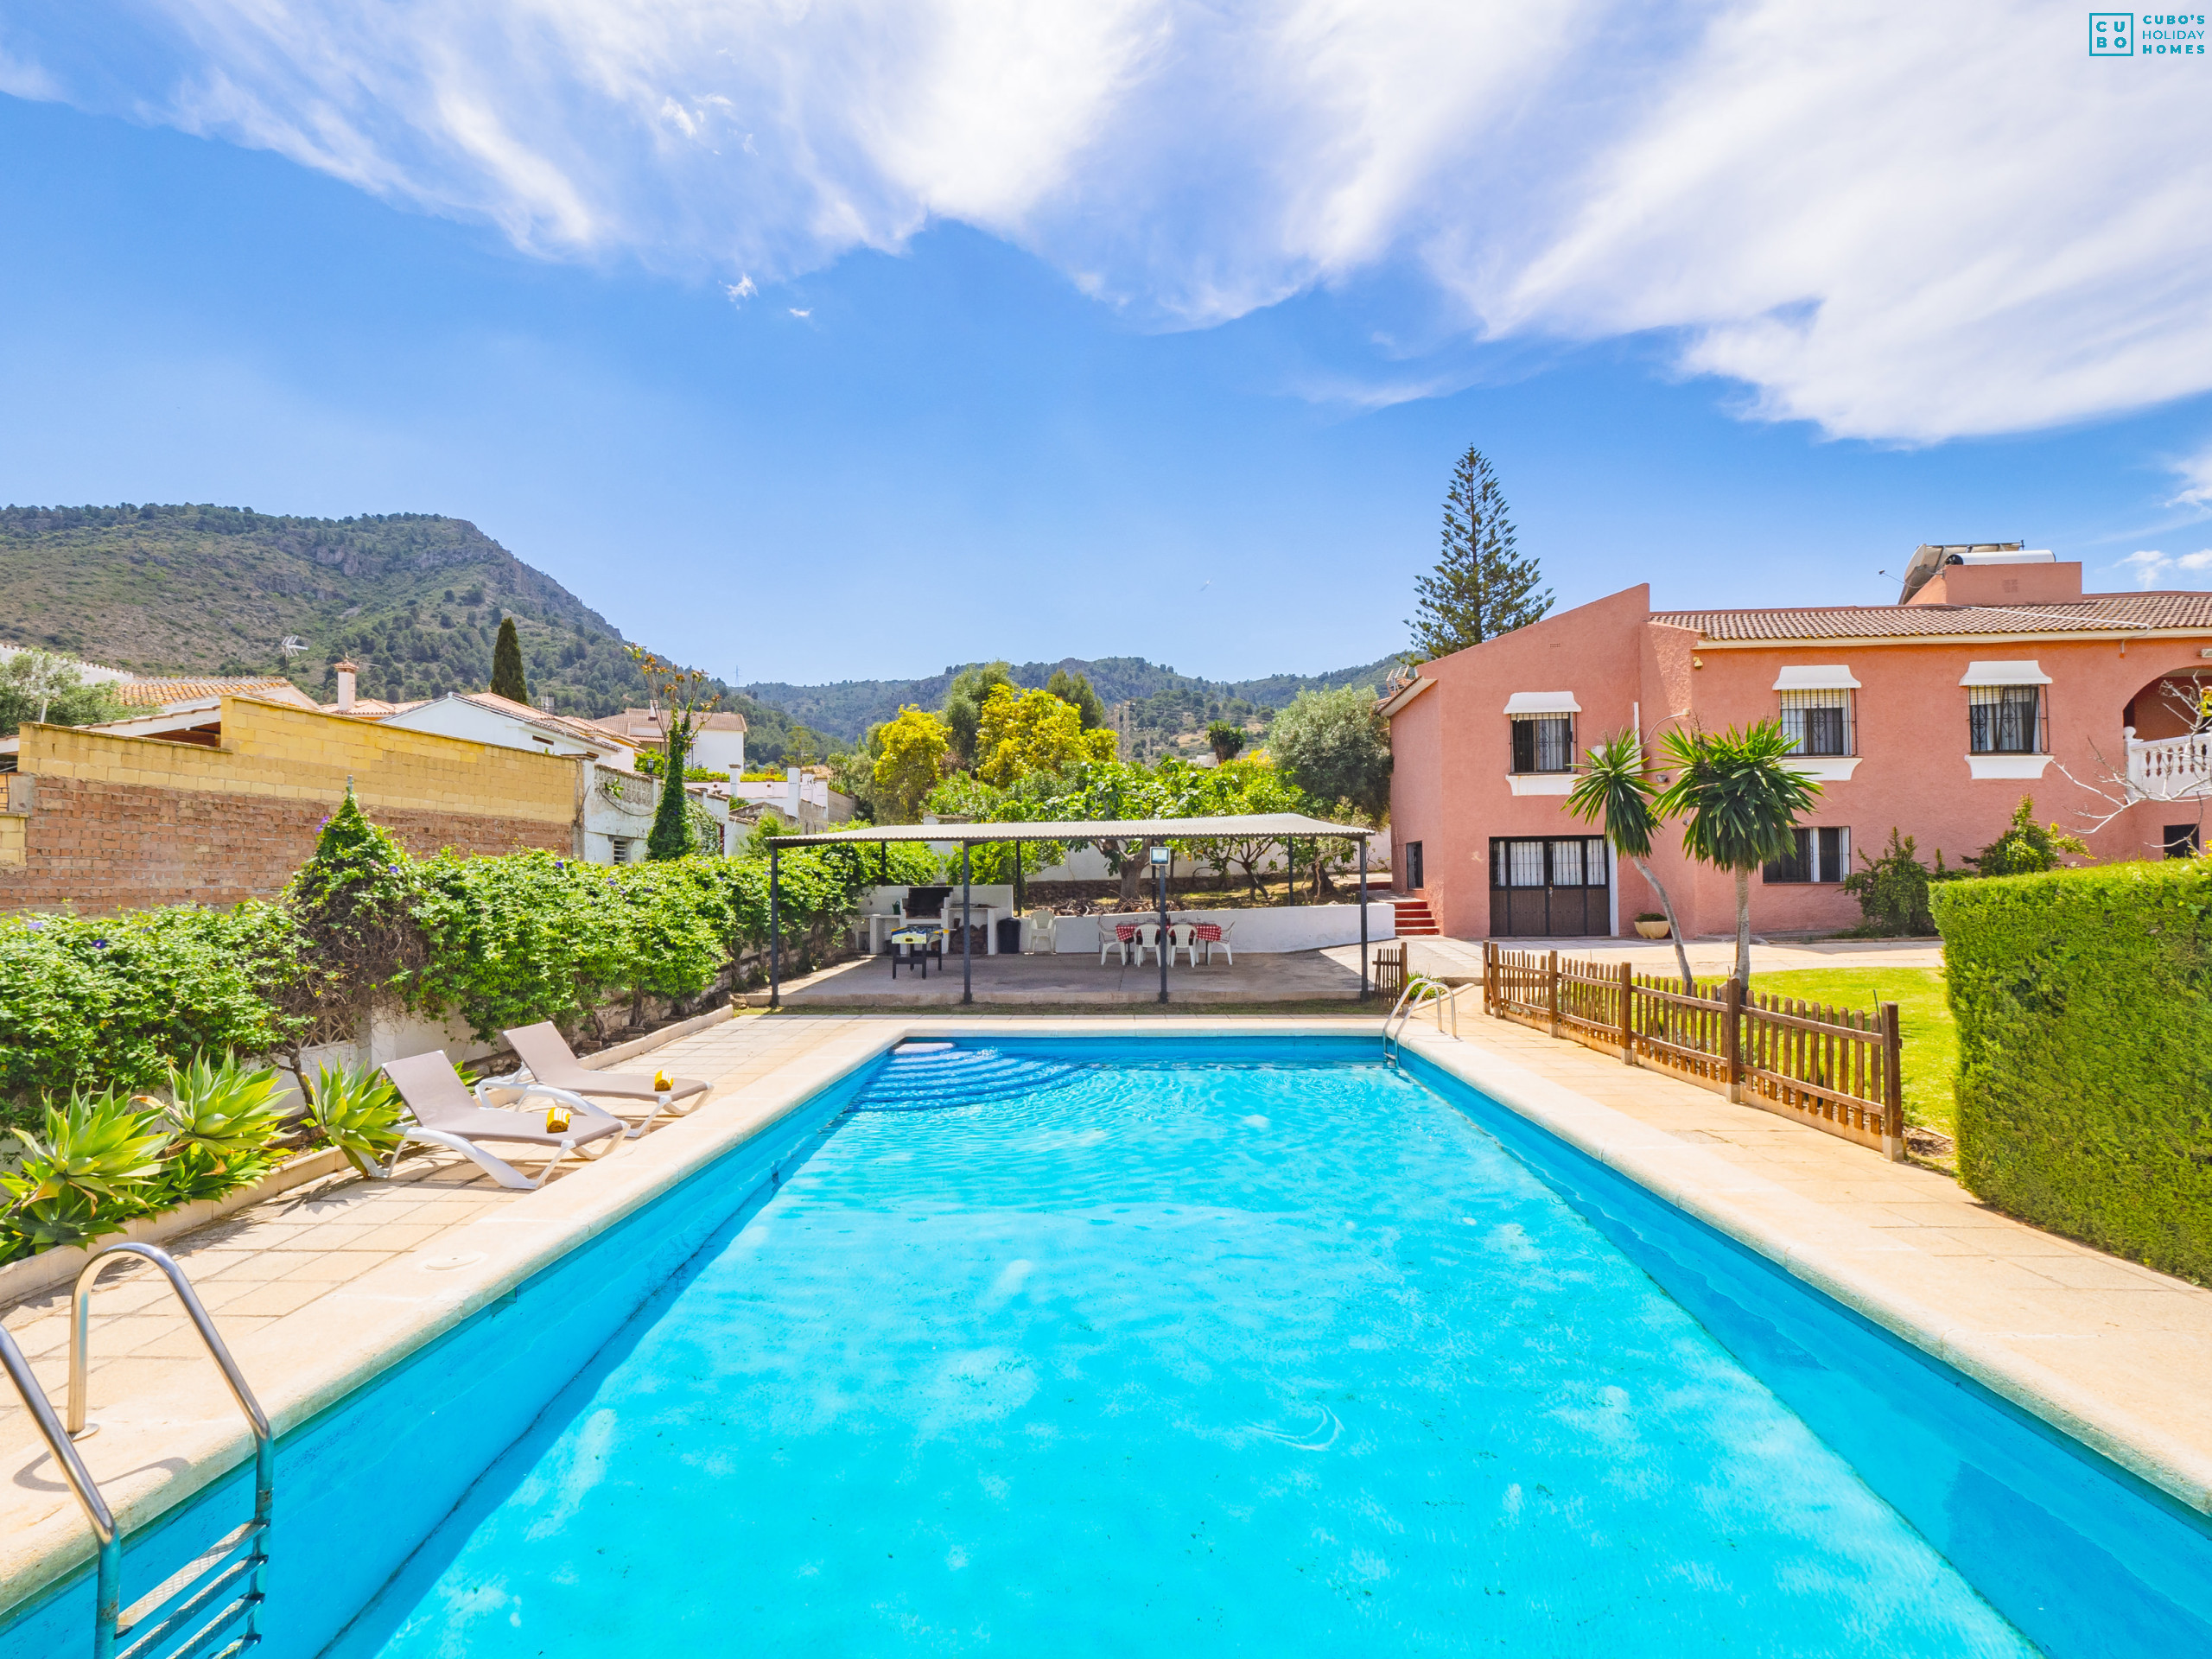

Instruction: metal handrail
[0,1323,122,1648]
[1384,978,1465,1063]
[68,1243,274,1659]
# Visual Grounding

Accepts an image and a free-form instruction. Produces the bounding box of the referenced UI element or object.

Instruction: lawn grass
[1750,966,1955,1137]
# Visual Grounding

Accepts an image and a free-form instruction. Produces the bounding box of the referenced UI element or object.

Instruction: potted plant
[1633,912,1671,939]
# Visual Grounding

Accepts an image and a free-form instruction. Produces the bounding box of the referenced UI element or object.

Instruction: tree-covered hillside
[747,652,1399,755]
[0,503,825,761]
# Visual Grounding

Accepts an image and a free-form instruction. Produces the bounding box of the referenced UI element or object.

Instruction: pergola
[766,813,1380,1006]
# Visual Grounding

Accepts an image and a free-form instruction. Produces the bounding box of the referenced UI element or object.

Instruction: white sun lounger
[502,1021,710,1138]
[382,1051,627,1191]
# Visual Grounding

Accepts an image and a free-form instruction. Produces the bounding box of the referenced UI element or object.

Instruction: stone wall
[1,695,582,916]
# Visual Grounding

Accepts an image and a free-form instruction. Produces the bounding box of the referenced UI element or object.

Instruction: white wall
[1052,901,1395,955]
[692,727,746,774]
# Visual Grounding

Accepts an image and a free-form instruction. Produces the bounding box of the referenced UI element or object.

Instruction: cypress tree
[490,618,530,702]
[645,720,694,860]
[1408,446,1552,659]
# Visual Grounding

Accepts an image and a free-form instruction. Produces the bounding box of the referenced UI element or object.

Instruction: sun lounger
[382,1051,627,1190]
[502,1021,710,1137]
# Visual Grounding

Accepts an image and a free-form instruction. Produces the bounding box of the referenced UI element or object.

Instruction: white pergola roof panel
[771,812,1373,846]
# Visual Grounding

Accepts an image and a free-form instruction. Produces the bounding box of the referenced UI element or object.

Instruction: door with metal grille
[1488,836,1610,937]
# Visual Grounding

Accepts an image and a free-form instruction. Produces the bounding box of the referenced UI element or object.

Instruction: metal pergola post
[768,844,781,1009]
[961,842,973,1006]
[1156,849,1169,1005]
[1358,837,1370,1001]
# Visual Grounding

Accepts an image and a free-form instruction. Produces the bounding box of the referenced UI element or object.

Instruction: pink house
[1382,550,2212,940]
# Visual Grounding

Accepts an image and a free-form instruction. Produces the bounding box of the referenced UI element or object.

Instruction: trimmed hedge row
[1934,859,2212,1283]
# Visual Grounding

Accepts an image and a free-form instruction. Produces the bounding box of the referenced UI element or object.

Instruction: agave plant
[155,1053,289,1161]
[0,1090,168,1261]
[305,1062,407,1178]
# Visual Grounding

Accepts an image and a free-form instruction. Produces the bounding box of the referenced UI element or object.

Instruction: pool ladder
[0,1243,273,1659]
[1383,977,1470,1065]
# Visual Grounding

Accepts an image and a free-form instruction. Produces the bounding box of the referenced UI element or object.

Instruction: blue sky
[3,3,2210,685]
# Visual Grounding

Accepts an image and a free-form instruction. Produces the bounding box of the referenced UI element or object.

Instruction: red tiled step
[1393,898,1441,937]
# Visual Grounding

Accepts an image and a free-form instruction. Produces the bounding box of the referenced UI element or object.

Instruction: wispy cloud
[10,1,2212,443]
[2169,446,2212,511]
[2121,549,2212,588]
[723,276,757,303]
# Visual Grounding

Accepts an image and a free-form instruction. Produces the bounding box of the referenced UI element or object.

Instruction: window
[1968,685,2044,754]
[1763,827,1850,884]
[1510,715,1575,773]
[2164,823,2202,860]
[610,836,636,864]
[1778,689,1853,757]
[1491,836,1609,889]
[1403,841,1425,892]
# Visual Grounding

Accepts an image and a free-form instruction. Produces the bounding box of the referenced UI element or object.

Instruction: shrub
[1840,828,1952,936]
[0,905,304,1109]
[1965,795,2088,877]
[1934,860,2212,1283]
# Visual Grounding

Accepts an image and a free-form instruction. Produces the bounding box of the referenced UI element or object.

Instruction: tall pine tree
[1408,447,1551,659]
[490,617,531,703]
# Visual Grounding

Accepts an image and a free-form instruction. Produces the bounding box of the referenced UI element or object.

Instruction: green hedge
[1934,859,2212,1282]
[0,830,938,1113]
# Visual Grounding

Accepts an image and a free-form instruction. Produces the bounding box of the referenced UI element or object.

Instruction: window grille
[1763,826,1849,884]
[1510,715,1574,773]
[1778,689,1853,757]
[1968,685,2044,753]
[1491,836,1608,889]
[610,836,636,865]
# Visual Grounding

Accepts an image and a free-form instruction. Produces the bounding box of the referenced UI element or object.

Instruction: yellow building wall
[18,696,581,826]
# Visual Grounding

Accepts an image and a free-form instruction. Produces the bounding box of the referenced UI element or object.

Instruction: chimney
[335,660,359,714]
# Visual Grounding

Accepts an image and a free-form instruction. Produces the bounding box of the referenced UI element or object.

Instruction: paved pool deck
[4,995,2205,1621]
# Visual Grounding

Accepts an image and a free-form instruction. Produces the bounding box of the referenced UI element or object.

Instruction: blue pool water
[6,1039,2209,1657]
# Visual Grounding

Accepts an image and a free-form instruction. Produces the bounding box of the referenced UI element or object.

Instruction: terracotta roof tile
[1653,592,2212,642]
[113,676,311,707]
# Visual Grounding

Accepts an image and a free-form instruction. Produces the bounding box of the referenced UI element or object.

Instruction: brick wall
[0,776,572,916]
[2,696,582,917]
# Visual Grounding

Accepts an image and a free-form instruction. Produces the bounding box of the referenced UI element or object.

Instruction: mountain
[0,502,823,761]
[745,652,1402,756]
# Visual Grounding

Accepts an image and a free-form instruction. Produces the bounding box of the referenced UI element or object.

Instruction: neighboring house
[0,696,582,915]
[1382,550,2212,940]
[584,707,748,776]
[728,765,855,833]
[379,690,739,862]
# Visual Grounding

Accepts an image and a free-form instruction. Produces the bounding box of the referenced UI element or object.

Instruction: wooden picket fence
[1374,942,1408,998]
[1482,943,1904,1160]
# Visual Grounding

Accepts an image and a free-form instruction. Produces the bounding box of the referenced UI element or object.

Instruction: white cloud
[723,276,757,303]
[2122,549,2212,588]
[2171,447,2212,510]
[15,0,2212,442]
[787,308,810,319]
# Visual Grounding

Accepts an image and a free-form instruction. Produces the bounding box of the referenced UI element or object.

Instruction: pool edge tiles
[1391,1023,2212,1522]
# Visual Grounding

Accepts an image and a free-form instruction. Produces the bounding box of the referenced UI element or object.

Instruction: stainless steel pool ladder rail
[0,1243,274,1659]
[1383,978,1466,1064]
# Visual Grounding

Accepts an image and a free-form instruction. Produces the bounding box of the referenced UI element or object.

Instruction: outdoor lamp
[1149,845,1170,866]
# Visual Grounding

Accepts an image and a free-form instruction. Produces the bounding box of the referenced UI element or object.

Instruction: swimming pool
[7,1038,2209,1656]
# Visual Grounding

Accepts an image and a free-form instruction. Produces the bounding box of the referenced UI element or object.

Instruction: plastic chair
[1133,922,1162,965]
[1100,925,1128,965]
[1027,909,1057,955]
[1168,922,1200,967]
[1205,920,1235,966]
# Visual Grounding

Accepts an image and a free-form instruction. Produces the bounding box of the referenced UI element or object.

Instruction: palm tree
[1566,730,1695,991]
[1654,722,1821,986]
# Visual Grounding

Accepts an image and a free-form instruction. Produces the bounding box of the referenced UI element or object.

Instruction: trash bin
[996,917,1022,955]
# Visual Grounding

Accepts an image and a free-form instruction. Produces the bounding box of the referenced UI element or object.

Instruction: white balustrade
[2125,728,2212,800]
